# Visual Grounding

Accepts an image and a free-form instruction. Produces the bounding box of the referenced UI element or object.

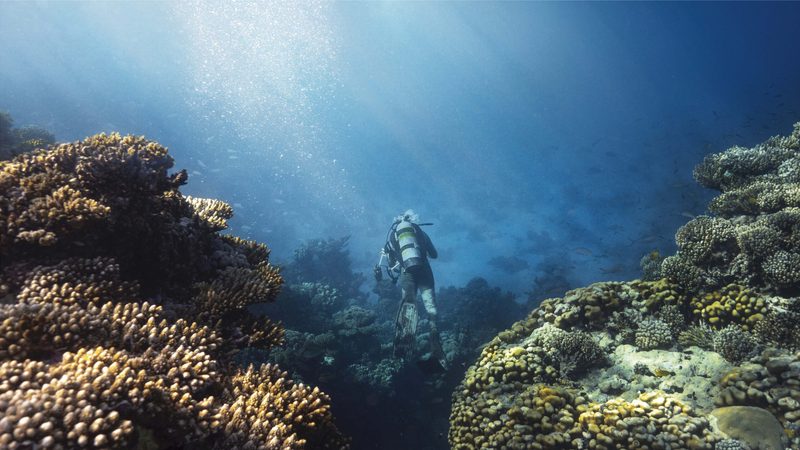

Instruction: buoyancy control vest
[394,220,425,270]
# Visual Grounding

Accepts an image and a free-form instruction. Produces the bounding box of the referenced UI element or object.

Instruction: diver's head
[395,209,419,223]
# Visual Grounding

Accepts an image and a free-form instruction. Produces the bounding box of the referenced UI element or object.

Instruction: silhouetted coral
[0,111,55,161]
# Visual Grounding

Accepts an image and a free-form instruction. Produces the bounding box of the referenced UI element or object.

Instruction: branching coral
[0,134,346,449]
[663,123,800,294]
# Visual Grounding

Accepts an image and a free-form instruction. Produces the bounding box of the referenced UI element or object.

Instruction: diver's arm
[423,231,438,259]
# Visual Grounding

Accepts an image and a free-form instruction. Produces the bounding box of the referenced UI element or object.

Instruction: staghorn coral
[185,195,234,231]
[193,263,282,320]
[694,125,800,191]
[0,134,346,449]
[753,300,800,350]
[217,364,347,450]
[639,249,664,281]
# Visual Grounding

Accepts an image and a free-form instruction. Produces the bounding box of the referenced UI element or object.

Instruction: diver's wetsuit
[389,222,438,314]
[388,222,442,363]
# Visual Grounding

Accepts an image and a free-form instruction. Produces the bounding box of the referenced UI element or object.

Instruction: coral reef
[688,283,768,330]
[261,238,530,449]
[639,249,664,281]
[634,318,674,350]
[450,122,800,450]
[0,134,346,449]
[0,111,55,161]
[663,123,800,294]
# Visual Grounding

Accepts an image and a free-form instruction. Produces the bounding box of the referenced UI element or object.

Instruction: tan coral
[0,134,347,449]
[185,195,234,231]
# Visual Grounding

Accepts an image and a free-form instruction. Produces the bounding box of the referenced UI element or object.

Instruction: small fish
[197,160,208,169]
[680,211,695,219]
[573,247,593,256]
[233,203,244,209]
[629,234,664,244]
[653,367,675,377]
[600,264,625,274]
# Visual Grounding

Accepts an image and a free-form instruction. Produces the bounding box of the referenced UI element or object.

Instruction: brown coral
[0,134,347,449]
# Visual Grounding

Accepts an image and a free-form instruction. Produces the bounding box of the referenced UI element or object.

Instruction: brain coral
[0,134,347,449]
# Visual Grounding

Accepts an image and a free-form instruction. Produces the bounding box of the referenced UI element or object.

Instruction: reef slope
[449,124,800,450]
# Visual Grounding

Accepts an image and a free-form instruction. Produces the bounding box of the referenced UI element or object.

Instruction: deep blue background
[2,2,799,296]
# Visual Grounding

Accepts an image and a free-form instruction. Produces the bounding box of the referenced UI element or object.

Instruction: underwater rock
[710,406,786,450]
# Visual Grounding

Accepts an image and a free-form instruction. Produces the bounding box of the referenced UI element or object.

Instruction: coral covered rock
[0,134,346,449]
[663,123,800,294]
[450,124,800,450]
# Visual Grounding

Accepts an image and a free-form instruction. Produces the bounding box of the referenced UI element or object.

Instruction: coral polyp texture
[0,133,346,449]
[449,125,800,450]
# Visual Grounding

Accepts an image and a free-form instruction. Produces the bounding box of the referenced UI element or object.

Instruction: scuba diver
[374,209,447,374]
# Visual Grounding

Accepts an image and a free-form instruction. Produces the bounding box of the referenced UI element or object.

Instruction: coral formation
[0,111,55,161]
[711,325,759,364]
[639,249,664,281]
[450,125,800,450]
[710,406,786,450]
[663,123,800,294]
[265,241,530,449]
[0,134,346,449]
[634,318,674,350]
[689,284,768,330]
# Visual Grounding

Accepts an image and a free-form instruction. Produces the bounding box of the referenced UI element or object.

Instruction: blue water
[2,1,799,298]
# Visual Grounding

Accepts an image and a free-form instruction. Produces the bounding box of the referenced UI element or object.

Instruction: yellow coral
[689,284,768,330]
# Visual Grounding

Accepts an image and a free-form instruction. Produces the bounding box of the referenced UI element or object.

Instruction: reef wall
[449,124,800,450]
[0,134,347,449]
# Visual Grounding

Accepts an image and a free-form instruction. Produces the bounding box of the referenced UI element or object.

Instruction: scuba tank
[394,219,424,270]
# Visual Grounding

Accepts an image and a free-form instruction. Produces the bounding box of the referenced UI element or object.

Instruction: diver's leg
[394,271,419,359]
[419,267,445,368]
[400,271,416,306]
